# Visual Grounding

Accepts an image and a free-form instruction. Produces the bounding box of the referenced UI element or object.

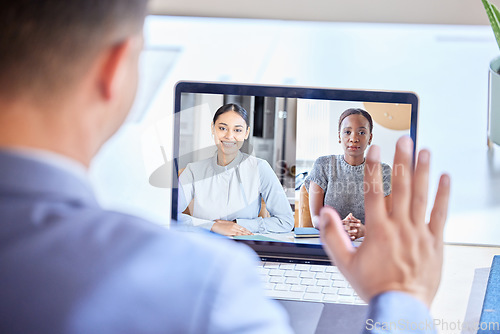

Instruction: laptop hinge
[259,254,333,265]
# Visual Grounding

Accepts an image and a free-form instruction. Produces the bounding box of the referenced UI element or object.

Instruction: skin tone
[339,114,372,166]
[0,33,144,167]
[309,113,392,240]
[320,137,451,307]
[338,114,370,238]
[212,110,250,166]
[209,110,253,236]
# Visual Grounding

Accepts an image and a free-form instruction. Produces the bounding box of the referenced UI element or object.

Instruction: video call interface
[175,91,412,246]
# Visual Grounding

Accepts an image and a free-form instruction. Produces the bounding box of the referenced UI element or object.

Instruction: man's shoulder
[162,224,258,261]
[78,209,255,262]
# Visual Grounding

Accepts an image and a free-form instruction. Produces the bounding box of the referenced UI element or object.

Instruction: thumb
[320,207,355,269]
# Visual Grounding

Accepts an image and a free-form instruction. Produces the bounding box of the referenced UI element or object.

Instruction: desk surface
[87,16,500,327]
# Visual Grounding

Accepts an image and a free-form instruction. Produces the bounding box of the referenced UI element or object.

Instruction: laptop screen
[172,82,418,261]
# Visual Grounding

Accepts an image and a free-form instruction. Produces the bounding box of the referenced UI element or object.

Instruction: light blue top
[178,151,294,233]
[0,149,435,334]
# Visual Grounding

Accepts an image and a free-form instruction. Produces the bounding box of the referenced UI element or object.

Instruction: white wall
[149,0,497,25]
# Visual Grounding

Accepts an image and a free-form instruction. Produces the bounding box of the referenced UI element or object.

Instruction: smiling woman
[178,103,294,237]
[212,104,250,166]
[305,108,392,240]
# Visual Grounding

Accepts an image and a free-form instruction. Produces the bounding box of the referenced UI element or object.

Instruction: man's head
[0,1,147,100]
[0,1,148,165]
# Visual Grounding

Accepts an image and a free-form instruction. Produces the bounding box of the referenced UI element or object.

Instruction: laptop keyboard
[258,261,366,305]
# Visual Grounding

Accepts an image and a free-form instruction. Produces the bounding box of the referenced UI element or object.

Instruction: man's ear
[98,39,132,100]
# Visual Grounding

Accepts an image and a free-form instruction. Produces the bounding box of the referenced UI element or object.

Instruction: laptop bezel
[172,81,418,261]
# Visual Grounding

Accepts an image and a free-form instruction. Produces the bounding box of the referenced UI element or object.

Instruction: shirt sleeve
[363,292,436,333]
[306,156,329,192]
[207,245,293,334]
[236,160,294,234]
[382,164,392,197]
[178,165,215,230]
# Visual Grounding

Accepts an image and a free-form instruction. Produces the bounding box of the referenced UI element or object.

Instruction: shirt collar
[211,150,244,173]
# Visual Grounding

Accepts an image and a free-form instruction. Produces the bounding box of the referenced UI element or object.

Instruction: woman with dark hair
[305,108,392,240]
[178,103,294,236]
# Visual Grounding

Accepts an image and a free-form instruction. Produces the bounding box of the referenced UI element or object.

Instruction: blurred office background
[89,0,500,247]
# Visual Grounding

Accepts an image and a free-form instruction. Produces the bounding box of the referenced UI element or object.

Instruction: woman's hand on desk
[342,213,365,240]
[212,220,253,236]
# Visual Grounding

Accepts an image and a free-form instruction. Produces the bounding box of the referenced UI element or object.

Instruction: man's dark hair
[338,108,374,133]
[0,0,148,98]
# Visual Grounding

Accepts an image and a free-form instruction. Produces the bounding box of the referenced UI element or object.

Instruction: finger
[364,145,386,228]
[319,207,355,269]
[391,136,414,219]
[237,227,251,235]
[411,150,430,225]
[429,174,451,243]
[348,213,361,223]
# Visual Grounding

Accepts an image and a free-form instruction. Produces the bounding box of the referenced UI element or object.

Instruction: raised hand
[320,136,450,307]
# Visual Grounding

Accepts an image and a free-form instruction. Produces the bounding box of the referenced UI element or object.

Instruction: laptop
[171,81,418,333]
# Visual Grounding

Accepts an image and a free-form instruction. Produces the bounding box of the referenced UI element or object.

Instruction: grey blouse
[305,155,391,224]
